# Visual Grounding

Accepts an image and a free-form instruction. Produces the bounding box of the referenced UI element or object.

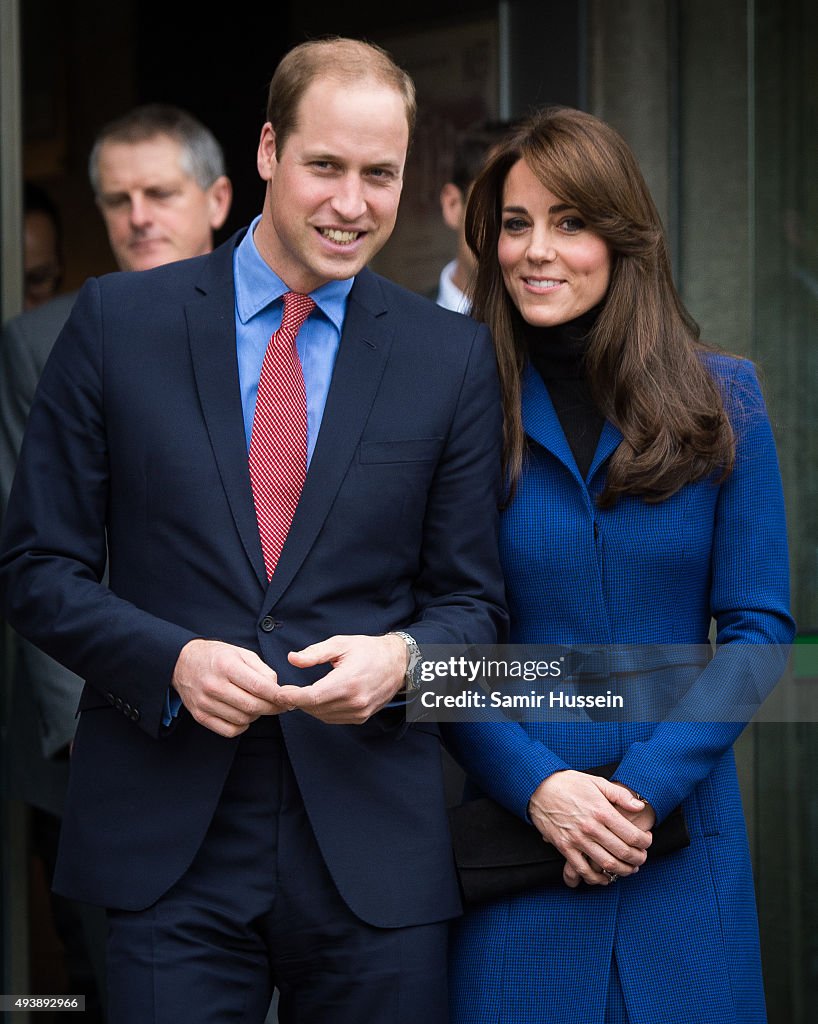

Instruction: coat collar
[521,362,623,489]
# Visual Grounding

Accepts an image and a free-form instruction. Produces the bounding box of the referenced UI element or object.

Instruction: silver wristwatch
[389,630,422,692]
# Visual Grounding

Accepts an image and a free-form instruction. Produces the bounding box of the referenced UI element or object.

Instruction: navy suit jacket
[0,231,507,924]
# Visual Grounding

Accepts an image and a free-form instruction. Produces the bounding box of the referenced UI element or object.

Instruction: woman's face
[498,158,611,327]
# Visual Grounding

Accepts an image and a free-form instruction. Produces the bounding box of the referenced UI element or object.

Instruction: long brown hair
[466,106,734,505]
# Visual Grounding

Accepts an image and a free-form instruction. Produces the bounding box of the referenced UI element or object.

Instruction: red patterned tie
[249,291,315,579]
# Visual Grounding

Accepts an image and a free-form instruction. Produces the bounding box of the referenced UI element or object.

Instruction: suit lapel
[185,232,269,589]
[263,268,393,608]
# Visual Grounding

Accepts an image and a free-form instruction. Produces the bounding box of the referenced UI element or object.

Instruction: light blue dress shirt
[164,218,354,725]
[233,216,353,462]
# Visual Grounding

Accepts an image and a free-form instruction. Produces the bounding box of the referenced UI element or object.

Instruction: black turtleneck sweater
[523,306,606,480]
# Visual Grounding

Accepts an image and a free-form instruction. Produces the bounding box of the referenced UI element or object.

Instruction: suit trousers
[106,716,449,1024]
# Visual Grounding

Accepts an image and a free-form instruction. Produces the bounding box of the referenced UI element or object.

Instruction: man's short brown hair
[266,37,416,154]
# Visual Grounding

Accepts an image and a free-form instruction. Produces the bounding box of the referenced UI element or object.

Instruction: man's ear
[207,176,233,230]
[439,183,466,231]
[257,122,278,182]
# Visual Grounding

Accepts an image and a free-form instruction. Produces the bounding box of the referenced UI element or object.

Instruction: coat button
[130,708,140,722]
[260,616,277,632]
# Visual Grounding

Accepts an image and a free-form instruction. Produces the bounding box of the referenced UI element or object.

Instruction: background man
[2,103,233,509]
[0,103,232,1021]
[0,38,505,1024]
[23,181,64,310]
[88,103,232,272]
[436,120,513,312]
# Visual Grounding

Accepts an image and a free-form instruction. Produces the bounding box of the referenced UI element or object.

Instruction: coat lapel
[588,419,624,483]
[521,363,624,489]
[521,364,585,487]
[185,232,269,589]
[262,268,394,608]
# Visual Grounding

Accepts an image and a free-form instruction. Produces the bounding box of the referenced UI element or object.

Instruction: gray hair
[88,104,226,195]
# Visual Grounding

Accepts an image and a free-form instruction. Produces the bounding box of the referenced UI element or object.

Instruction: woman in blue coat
[446,108,794,1023]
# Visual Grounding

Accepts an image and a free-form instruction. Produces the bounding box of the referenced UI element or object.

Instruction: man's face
[24,210,61,309]
[94,134,231,271]
[254,76,408,293]
[439,182,477,277]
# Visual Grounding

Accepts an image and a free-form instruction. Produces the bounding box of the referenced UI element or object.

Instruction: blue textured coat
[447,353,795,1023]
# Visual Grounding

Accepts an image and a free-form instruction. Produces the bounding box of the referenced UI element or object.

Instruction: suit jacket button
[260,616,277,632]
[130,709,140,722]
[105,692,115,704]
[114,696,123,709]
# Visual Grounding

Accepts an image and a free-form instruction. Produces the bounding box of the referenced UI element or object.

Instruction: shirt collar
[234,215,354,332]
[436,259,470,314]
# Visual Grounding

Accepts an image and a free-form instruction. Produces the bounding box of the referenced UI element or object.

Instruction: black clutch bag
[448,764,690,907]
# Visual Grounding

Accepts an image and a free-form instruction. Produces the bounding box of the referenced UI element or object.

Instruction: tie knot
[280,291,316,336]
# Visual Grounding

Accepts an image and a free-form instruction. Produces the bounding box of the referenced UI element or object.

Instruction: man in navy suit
[0,36,505,1024]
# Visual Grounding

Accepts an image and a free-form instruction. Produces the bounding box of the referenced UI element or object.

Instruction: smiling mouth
[319,228,362,245]
[523,278,563,290]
